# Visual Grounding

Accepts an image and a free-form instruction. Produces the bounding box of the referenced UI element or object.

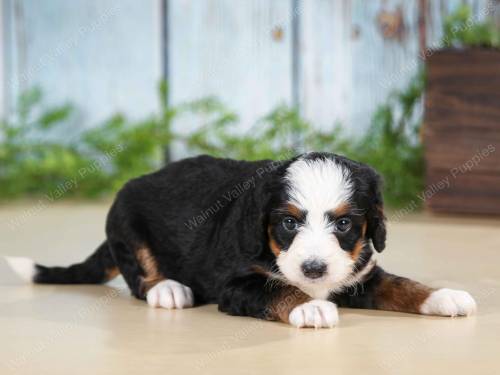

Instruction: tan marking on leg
[136,247,165,292]
[267,286,311,323]
[375,274,435,313]
[105,266,121,281]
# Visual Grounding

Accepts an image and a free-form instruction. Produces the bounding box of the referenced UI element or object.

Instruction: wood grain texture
[426,50,500,131]
[427,170,500,214]
[298,0,489,135]
[299,0,422,134]
[0,1,5,117]
[425,128,500,172]
[3,0,162,129]
[425,0,492,48]
[424,49,500,215]
[1,0,496,152]
[169,0,293,157]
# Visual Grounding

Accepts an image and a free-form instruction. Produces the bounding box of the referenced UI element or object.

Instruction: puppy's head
[267,153,385,298]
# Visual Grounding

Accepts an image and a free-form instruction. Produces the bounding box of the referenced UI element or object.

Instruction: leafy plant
[3,4,496,206]
[82,81,175,193]
[442,4,500,48]
[346,70,426,207]
[0,88,89,198]
[182,71,426,208]
[0,77,426,207]
[0,82,176,199]
[182,98,347,161]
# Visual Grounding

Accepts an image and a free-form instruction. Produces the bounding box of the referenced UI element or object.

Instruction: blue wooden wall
[1,0,163,128]
[0,0,496,149]
[0,1,5,117]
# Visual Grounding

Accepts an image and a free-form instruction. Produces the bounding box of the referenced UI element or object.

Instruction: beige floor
[0,202,499,375]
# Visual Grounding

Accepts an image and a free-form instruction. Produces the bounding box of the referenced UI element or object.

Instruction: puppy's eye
[335,217,352,232]
[282,217,298,231]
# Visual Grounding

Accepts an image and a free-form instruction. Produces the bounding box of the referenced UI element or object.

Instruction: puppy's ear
[365,168,386,252]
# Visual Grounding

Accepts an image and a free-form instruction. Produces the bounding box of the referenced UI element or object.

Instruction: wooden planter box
[424,49,500,215]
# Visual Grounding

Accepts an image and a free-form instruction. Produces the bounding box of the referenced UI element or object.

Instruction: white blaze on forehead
[277,157,357,298]
[285,157,353,212]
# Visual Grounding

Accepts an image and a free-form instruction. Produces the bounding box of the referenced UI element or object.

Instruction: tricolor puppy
[6,153,477,328]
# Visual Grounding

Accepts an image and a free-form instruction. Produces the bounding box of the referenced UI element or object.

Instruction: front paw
[288,300,339,328]
[420,288,477,317]
[146,280,194,309]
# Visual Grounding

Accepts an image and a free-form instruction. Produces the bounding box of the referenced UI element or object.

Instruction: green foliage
[346,71,426,207]
[0,77,425,207]
[82,81,175,193]
[182,98,347,161]
[443,4,500,48]
[183,72,426,208]
[0,82,175,199]
[1,81,423,206]
[4,4,496,206]
[0,88,88,198]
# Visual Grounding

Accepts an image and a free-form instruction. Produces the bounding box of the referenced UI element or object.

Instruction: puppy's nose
[301,260,327,279]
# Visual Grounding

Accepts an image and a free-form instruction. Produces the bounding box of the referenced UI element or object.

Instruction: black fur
[33,153,389,321]
[34,241,115,284]
[332,266,386,310]
[105,155,289,306]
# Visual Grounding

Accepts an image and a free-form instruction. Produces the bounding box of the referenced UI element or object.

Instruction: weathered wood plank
[3,0,497,149]
[4,0,162,128]
[424,49,500,214]
[425,129,500,172]
[0,1,5,117]
[425,0,493,48]
[300,0,422,134]
[353,0,422,132]
[425,49,500,131]
[169,0,293,156]
[298,0,351,132]
[426,170,500,214]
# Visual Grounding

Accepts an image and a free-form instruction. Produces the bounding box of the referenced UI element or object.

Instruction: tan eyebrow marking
[284,203,304,219]
[329,202,350,218]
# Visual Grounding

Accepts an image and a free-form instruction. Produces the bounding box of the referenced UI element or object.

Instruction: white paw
[146,280,194,309]
[420,288,477,317]
[288,300,339,328]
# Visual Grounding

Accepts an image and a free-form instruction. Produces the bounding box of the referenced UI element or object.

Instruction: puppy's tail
[5,241,119,284]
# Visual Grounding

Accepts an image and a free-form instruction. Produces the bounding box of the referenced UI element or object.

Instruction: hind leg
[108,240,194,309]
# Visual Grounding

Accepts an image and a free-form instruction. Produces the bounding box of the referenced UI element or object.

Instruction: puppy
[6,153,476,328]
